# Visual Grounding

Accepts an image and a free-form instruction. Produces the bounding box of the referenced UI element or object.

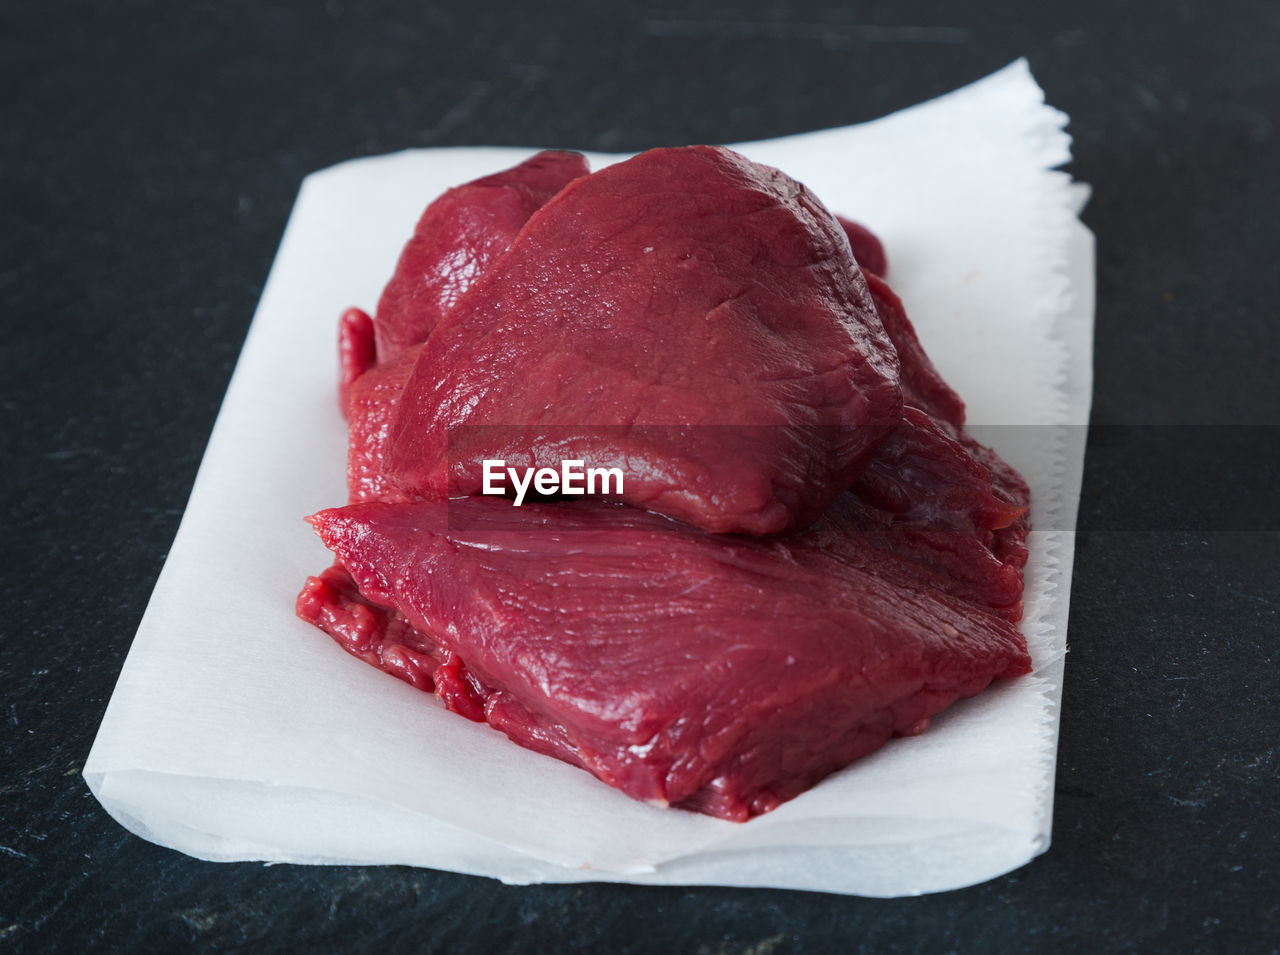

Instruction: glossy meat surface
[345,344,420,504]
[337,306,377,416]
[372,150,588,362]
[296,564,489,722]
[380,145,902,534]
[307,494,1030,821]
[301,148,1034,822]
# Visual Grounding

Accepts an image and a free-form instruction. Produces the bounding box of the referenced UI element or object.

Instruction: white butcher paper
[85,58,1094,897]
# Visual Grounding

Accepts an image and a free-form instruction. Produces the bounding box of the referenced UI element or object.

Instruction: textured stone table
[3,2,1276,950]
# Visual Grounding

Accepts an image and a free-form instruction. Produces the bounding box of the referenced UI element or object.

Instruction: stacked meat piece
[297,146,1032,821]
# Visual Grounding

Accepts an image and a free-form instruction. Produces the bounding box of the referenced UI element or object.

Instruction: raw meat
[378,145,902,535]
[837,216,888,278]
[849,407,1027,619]
[858,272,1031,599]
[303,493,1030,822]
[345,344,420,504]
[372,150,588,362]
[300,146,1034,822]
[297,564,487,722]
[866,273,966,427]
[337,307,377,416]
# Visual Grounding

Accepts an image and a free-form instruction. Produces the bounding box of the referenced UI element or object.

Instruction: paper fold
[85,59,1094,896]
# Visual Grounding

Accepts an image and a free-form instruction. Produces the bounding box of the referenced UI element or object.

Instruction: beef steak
[304,494,1030,821]
[379,146,902,534]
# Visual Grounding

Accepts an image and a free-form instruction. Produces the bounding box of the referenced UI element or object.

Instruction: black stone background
[3,1,1278,951]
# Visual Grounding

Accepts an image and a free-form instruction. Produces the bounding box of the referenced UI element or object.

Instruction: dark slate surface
[3,2,1277,951]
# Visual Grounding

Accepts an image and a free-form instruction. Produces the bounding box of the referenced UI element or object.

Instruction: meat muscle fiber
[305,495,1031,822]
[371,150,588,362]
[379,145,902,535]
[300,146,1035,823]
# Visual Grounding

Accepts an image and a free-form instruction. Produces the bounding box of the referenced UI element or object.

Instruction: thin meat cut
[378,146,902,534]
[372,150,589,362]
[837,216,888,278]
[337,307,377,415]
[345,343,420,504]
[865,273,966,427]
[849,408,1028,619]
[303,494,1031,822]
[299,146,1036,823]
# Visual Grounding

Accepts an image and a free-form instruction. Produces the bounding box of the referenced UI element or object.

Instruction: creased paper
[84,59,1094,897]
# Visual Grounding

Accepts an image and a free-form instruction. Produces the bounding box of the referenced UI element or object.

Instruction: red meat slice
[837,216,888,278]
[958,429,1032,574]
[296,564,488,722]
[866,273,966,427]
[345,344,420,504]
[305,494,1030,822]
[372,150,589,362]
[850,408,1028,619]
[337,307,378,416]
[378,145,903,535]
[855,275,1030,601]
[299,149,1035,823]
